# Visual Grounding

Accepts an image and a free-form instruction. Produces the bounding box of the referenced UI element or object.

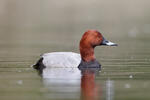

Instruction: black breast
[78,60,101,70]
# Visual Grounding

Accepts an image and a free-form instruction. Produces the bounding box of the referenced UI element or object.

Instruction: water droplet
[129,75,133,78]
[125,84,131,88]
[17,70,22,72]
[17,80,23,85]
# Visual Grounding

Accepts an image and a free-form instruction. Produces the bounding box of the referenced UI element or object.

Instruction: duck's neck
[80,45,95,62]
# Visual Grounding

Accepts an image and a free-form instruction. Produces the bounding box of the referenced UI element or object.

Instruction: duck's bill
[100,37,118,46]
[104,41,118,46]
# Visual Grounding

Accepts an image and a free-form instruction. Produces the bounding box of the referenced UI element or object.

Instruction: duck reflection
[42,68,81,100]
[80,68,101,100]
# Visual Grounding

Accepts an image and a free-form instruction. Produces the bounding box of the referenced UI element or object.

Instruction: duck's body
[33,30,117,76]
[41,52,81,68]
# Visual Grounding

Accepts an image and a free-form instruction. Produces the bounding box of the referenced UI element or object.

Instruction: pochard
[33,30,117,74]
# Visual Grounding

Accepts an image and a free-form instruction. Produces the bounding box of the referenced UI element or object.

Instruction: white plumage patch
[42,52,81,68]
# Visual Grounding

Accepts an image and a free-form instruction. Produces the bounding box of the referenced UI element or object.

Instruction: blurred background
[0,0,150,100]
[0,0,150,56]
[0,0,150,49]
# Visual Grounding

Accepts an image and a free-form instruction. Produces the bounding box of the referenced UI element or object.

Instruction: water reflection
[80,68,101,100]
[42,67,102,100]
[106,80,114,100]
[42,68,81,100]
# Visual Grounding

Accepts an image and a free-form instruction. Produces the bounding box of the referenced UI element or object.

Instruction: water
[1,33,150,100]
[0,0,150,100]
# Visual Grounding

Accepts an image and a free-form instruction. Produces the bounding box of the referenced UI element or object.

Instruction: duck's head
[80,30,117,62]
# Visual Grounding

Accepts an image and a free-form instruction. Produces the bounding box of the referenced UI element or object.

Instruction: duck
[33,30,117,75]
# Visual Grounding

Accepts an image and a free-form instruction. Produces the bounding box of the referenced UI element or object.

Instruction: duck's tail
[32,57,45,74]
